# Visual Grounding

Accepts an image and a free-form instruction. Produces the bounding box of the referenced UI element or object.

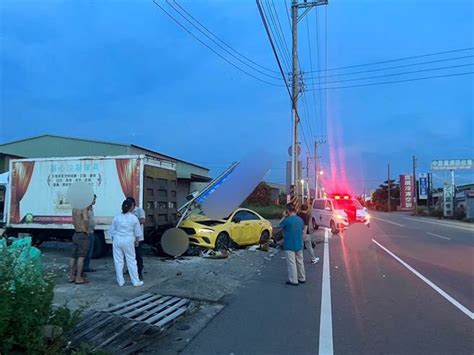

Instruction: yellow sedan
[179,208,273,250]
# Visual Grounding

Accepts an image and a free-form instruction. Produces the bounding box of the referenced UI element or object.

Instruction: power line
[306,63,473,86]
[262,0,292,73]
[171,0,280,75]
[152,0,284,86]
[305,55,474,80]
[256,0,294,98]
[305,15,321,139]
[307,47,474,73]
[306,71,474,91]
[166,0,283,81]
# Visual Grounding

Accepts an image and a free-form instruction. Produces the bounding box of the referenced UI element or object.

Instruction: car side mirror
[325,207,331,211]
[233,217,241,224]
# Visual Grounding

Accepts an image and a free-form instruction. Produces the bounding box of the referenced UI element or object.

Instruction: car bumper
[179,227,216,249]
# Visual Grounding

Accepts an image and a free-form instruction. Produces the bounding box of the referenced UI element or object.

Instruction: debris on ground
[201,249,229,259]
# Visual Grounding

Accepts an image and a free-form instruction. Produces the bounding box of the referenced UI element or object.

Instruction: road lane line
[426,232,451,240]
[372,216,405,227]
[319,229,334,355]
[403,217,474,231]
[372,239,474,320]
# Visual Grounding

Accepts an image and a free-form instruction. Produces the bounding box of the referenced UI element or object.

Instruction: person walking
[109,199,144,287]
[69,206,90,285]
[279,204,306,286]
[298,204,319,264]
[127,197,146,280]
[83,194,97,273]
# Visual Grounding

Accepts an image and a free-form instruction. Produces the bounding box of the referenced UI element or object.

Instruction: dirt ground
[39,240,281,353]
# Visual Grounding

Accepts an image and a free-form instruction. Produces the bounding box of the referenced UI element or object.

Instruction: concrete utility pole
[314,138,326,198]
[290,0,328,203]
[387,163,391,212]
[412,155,417,211]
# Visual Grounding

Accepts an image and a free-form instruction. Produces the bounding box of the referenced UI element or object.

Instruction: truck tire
[92,231,107,259]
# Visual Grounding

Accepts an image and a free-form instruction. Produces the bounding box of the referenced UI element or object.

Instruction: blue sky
[0,0,473,193]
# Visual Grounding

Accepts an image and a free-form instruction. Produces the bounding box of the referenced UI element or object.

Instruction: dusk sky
[1,0,473,193]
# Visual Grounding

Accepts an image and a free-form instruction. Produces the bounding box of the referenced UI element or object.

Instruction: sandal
[75,278,90,285]
[68,277,76,283]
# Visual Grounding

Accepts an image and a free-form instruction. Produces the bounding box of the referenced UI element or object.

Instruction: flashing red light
[344,195,350,200]
[334,195,341,200]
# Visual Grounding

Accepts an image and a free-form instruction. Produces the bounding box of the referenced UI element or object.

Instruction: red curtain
[116,159,140,204]
[10,161,35,223]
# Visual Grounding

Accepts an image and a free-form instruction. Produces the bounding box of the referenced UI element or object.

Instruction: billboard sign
[418,173,428,200]
[443,183,455,217]
[400,174,415,210]
[431,159,473,170]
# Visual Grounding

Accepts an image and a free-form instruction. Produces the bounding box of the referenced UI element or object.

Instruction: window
[313,199,324,210]
[232,211,246,222]
[325,200,333,210]
[243,211,260,221]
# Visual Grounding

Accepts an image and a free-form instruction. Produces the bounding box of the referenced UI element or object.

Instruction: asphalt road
[182,213,474,355]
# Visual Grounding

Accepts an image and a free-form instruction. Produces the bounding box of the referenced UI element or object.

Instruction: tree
[244,182,273,205]
[372,179,400,211]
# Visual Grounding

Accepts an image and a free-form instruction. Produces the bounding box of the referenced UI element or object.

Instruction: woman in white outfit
[109,199,144,287]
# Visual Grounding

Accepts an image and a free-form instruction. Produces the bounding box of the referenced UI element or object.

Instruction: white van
[311,195,370,234]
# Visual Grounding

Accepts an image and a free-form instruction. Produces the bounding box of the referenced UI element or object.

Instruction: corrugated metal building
[0,134,211,207]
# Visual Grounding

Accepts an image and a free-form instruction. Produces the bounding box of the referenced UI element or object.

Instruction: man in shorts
[69,207,90,284]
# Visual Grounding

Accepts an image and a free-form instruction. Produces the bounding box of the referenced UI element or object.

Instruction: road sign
[431,159,473,170]
[418,173,428,200]
[288,144,301,157]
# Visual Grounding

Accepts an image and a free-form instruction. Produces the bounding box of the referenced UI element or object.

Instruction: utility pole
[290,0,328,204]
[387,163,391,212]
[314,138,326,199]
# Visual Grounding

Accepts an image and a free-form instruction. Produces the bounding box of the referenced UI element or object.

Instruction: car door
[313,199,325,227]
[322,200,333,228]
[230,210,247,244]
[241,211,262,244]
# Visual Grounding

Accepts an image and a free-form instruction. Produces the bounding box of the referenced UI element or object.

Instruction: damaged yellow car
[179,208,273,250]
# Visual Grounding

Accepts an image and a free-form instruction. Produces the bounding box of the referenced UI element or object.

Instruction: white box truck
[0,155,178,257]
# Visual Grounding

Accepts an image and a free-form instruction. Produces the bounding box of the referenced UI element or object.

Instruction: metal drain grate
[67,293,191,354]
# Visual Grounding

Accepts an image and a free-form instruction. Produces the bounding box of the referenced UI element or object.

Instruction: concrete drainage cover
[67,293,191,354]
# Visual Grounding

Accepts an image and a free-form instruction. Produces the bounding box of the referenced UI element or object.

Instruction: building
[266,182,286,205]
[0,134,211,207]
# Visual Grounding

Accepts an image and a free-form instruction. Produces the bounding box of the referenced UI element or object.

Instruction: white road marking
[403,217,474,232]
[426,232,451,240]
[319,229,334,355]
[371,216,405,227]
[372,239,474,320]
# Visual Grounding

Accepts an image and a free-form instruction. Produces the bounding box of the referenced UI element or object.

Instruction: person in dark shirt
[279,204,306,286]
[297,204,319,264]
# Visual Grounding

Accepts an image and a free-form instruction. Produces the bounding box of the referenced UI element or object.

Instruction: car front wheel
[215,232,231,251]
[312,218,319,231]
[330,221,339,235]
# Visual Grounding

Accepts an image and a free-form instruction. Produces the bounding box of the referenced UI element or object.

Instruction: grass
[241,204,285,219]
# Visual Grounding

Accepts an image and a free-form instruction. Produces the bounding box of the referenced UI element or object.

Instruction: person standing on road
[279,204,306,286]
[83,194,97,273]
[109,199,144,287]
[298,204,319,265]
[127,197,146,280]
[69,206,90,285]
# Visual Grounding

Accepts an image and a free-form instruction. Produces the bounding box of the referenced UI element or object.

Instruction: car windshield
[333,199,363,210]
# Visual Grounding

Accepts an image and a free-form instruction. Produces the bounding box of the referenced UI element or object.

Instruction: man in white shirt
[127,197,146,280]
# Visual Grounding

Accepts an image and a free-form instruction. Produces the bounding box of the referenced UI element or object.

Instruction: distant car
[311,194,370,234]
[179,208,273,250]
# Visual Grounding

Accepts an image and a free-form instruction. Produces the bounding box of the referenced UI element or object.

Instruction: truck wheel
[330,221,339,235]
[92,232,107,259]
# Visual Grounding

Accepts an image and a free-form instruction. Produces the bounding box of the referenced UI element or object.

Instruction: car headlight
[198,228,214,233]
[336,214,345,220]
